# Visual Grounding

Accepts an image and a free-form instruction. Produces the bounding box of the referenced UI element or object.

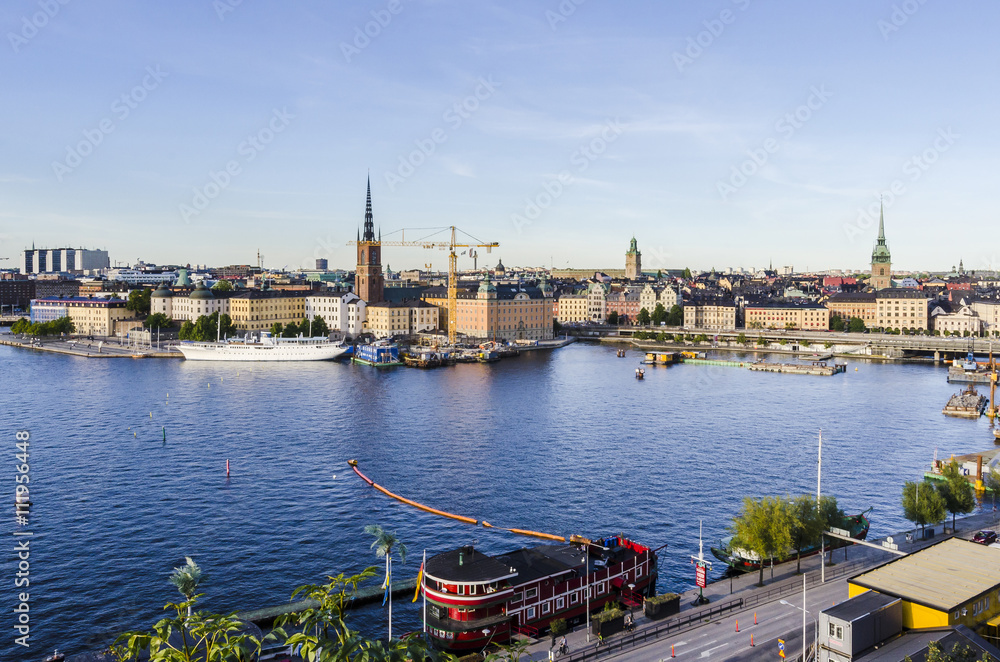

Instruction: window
[525,588,538,600]
[829,623,843,640]
[569,592,579,604]
[542,602,551,615]
[527,607,536,620]
[557,597,565,610]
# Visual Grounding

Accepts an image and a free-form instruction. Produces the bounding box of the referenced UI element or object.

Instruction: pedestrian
[560,636,568,655]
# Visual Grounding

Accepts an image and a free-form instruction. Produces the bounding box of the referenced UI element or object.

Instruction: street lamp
[627,582,635,631]
[780,575,818,662]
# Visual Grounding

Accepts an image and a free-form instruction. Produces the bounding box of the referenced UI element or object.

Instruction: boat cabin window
[557,597,565,609]
[525,588,538,600]
[526,607,536,620]
[569,592,579,604]
[513,591,522,602]
[541,602,551,615]
[457,585,464,595]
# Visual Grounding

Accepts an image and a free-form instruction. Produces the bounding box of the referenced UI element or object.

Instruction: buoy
[162,427,166,442]
[133,432,136,438]
[226,459,230,476]
[149,412,152,418]
[332,475,336,480]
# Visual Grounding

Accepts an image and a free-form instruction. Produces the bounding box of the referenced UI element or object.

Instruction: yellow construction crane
[350,226,498,345]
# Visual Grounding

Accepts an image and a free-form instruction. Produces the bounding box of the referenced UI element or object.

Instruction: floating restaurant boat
[710,507,872,573]
[352,341,404,367]
[942,384,988,418]
[174,332,348,362]
[422,535,660,652]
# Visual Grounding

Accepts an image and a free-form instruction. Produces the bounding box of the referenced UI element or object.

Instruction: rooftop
[425,546,517,585]
[848,538,1000,612]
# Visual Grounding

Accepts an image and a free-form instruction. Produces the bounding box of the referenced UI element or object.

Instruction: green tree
[282,320,302,338]
[731,496,793,587]
[665,304,683,326]
[364,524,407,641]
[682,267,692,279]
[211,280,232,292]
[937,459,975,530]
[606,310,619,325]
[830,315,845,332]
[756,335,767,346]
[736,332,747,345]
[651,302,667,326]
[126,288,152,315]
[178,321,195,340]
[906,639,995,661]
[10,317,29,334]
[218,313,237,339]
[270,322,283,337]
[656,269,662,279]
[310,315,330,337]
[637,307,651,326]
[848,317,866,333]
[169,557,204,616]
[902,480,947,538]
[789,495,823,575]
[145,313,171,330]
[485,638,532,661]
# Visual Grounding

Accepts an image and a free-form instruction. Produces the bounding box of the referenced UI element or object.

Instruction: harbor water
[1,338,996,658]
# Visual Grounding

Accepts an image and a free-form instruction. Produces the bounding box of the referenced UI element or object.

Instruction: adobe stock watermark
[7,0,71,53]
[213,0,243,21]
[877,0,929,41]
[179,108,294,223]
[384,76,500,192]
[341,0,408,63]
[546,0,586,31]
[673,0,751,73]
[717,84,832,201]
[511,118,625,235]
[51,66,168,183]
[842,127,958,242]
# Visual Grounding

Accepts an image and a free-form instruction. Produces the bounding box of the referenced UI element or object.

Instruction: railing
[513,622,539,638]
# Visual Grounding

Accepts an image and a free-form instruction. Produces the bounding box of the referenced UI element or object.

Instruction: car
[972,530,997,545]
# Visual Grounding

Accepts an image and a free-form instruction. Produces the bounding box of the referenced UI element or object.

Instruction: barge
[942,384,988,418]
[422,535,659,652]
[352,341,404,367]
[747,360,847,376]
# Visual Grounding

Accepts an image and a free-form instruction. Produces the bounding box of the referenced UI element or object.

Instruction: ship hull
[175,342,348,361]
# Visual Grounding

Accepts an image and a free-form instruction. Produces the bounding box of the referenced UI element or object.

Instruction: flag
[382,582,389,606]
[413,562,424,602]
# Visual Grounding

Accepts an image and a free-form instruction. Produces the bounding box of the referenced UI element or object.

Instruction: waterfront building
[555,292,587,323]
[355,178,384,304]
[825,292,877,327]
[152,281,231,322]
[970,298,1000,336]
[586,282,608,323]
[874,289,929,332]
[29,296,137,336]
[683,297,736,330]
[605,289,640,323]
[744,302,830,330]
[638,284,679,316]
[870,204,892,290]
[228,290,306,332]
[364,300,438,338]
[305,290,366,337]
[0,277,34,311]
[422,275,553,341]
[625,236,642,280]
[20,247,109,275]
[847,538,1000,630]
[930,300,983,336]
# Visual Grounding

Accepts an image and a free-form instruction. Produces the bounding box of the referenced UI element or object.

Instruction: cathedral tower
[355,177,384,303]
[870,202,892,291]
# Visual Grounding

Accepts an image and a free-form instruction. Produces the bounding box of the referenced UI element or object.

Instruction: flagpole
[388,555,393,641]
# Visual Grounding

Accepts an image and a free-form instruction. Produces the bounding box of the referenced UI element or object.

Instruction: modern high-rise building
[20,247,109,275]
[870,204,892,291]
[355,177,384,304]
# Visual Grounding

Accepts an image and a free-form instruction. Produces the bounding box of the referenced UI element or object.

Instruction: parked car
[972,530,997,545]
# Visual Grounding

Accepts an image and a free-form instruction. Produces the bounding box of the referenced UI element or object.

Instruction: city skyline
[3,1,999,273]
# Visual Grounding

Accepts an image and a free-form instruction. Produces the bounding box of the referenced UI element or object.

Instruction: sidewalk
[515,508,1000,661]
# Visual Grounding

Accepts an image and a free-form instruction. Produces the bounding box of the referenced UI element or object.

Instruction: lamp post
[627,582,635,631]
[780,575,817,662]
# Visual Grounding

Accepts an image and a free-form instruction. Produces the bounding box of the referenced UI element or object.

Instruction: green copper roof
[871,203,891,263]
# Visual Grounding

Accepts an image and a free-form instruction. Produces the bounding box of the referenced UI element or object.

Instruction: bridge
[564,324,996,361]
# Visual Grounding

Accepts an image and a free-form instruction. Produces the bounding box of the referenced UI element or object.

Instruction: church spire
[362,176,376,242]
[877,198,885,242]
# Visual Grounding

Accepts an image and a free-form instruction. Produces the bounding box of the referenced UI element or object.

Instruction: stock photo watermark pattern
[673,0,752,73]
[7,0,71,53]
[14,430,32,649]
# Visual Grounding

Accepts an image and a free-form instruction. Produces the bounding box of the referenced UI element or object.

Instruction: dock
[0,337,181,359]
[747,361,847,376]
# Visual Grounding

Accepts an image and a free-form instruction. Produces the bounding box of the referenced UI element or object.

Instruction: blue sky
[1,1,997,273]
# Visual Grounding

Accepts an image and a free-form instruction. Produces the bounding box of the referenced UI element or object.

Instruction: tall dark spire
[362,176,376,242]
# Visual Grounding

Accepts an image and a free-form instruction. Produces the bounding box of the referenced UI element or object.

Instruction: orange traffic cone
[735,619,739,632]
[751,634,755,647]
[754,612,757,625]
[671,644,676,657]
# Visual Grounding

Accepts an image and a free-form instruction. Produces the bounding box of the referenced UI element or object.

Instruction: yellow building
[825,292,877,327]
[847,538,1000,630]
[229,290,306,332]
[745,303,830,330]
[683,299,736,330]
[364,300,438,338]
[874,289,929,332]
[555,293,588,323]
[422,277,553,342]
[30,296,137,336]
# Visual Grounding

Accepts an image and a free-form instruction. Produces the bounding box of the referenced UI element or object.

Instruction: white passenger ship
[174,332,348,362]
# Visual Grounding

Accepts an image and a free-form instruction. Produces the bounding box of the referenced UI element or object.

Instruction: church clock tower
[870,201,892,291]
[355,177,384,304]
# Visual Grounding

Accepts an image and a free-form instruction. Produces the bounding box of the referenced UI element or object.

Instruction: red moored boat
[422,535,659,652]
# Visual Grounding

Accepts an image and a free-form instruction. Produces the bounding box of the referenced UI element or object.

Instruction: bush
[550,618,568,636]
[595,607,626,624]
[644,592,680,606]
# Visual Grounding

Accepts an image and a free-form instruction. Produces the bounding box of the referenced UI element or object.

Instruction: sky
[1,1,998,274]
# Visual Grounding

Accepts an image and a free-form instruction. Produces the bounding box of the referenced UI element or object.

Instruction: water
[1,339,996,658]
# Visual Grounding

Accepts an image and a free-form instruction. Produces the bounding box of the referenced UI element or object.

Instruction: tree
[485,638,532,662]
[607,310,619,325]
[169,557,204,616]
[907,639,995,662]
[364,524,407,641]
[178,321,195,340]
[145,313,171,330]
[270,322,283,337]
[736,332,747,345]
[211,280,232,292]
[637,307,651,326]
[682,267,692,279]
[938,459,975,530]
[665,304,683,326]
[10,317,29,334]
[310,315,330,337]
[126,288,152,315]
[651,302,667,326]
[656,269,662,279]
[830,315,845,332]
[282,320,303,338]
[902,480,947,538]
[788,495,823,575]
[731,496,793,587]
[848,317,866,333]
